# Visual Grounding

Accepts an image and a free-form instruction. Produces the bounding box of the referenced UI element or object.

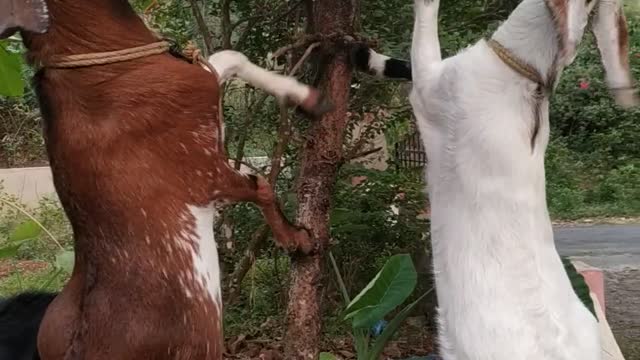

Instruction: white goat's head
[546,0,638,107]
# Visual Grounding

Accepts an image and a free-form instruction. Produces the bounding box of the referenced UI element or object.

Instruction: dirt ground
[606,268,640,359]
[0,259,49,278]
[222,316,436,359]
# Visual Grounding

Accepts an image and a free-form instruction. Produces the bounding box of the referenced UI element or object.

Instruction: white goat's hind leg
[411,0,442,79]
[207,50,333,116]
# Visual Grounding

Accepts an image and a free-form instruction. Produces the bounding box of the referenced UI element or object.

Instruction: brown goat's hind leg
[214,165,314,254]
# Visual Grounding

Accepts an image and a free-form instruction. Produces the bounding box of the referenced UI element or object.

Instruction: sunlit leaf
[319,353,339,360]
[8,220,41,242]
[0,238,33,259]
[0,41,25,97]
[345,254,417,329]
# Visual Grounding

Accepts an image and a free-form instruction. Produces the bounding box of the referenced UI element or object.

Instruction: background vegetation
[0,0,638,357]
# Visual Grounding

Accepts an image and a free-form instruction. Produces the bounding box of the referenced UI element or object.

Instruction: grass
[0,187,72,298]
[0,263,67,295]
[0,100,47,168]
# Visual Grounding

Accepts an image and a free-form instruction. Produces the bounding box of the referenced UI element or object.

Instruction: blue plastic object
[370,319,388,337]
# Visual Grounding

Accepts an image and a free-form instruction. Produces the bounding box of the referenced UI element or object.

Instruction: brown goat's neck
[22,0,157,66]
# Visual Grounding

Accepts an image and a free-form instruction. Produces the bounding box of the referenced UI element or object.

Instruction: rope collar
[41,39,217,79]
[43,41,171,69]
[42,40,218,77]
[487,39,547,91]
[487,38,548,151]
[181,41,219,78]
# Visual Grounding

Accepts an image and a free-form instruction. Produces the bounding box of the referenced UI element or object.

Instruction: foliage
[562,257,596,317]
[344,254,417,329]
[324,253,432,360]
[0,1,639,352]
[0,219,41,258]
[0,189,73,295]
[223,255,291,336]
[0,41,25,97]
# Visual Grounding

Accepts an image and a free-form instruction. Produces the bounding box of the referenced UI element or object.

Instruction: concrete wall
[0,158,271,207]
[0,166,58,207]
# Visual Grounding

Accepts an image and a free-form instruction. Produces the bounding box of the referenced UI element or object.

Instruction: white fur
[407,0,625,358]
[206,50,311,104]
[188,204,222,311]
[368,49,391,77]
[565,0,591,63]
[592,0,639,107]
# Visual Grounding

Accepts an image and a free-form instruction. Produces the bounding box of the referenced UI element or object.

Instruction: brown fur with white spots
[0,0,329,359]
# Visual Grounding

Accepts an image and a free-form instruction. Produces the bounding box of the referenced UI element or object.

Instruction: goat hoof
[292,228,316,255]
[299,89,335,118]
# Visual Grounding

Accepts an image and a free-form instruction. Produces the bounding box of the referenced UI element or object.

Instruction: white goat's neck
[491,0,562,86]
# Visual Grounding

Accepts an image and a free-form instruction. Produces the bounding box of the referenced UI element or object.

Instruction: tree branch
[271,34,323,59]
[289,42,320,76]
[221,0,233,49]
[233,0,306,49]
[271,32,368,60]
[225,224,270,304]
[224,50,318,305]
[233,93,270,169]
[187,0,215,54]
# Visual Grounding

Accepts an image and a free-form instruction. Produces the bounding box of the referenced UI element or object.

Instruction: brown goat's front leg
[213,163,314,254]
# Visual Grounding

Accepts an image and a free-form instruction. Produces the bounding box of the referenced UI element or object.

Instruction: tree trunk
[284,1,356,359]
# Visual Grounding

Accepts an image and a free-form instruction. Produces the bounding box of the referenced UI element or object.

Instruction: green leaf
[319,353,339,360]
[330,208,361,226]
[345,254,417,329]
[55,250,75,273]
[0,239,32,259]
[366,289,432,360]
[0,42,25,97]
[8,220,42,242]
[563,257,596,317]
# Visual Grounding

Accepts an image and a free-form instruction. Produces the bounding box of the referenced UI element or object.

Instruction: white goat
[413,0,638,358]
[355,0,638,359]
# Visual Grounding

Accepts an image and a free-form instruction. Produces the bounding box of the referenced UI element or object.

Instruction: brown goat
[1,0,330,359]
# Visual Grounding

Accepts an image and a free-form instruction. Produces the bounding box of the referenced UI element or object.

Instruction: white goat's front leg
[411,0,442,80]
[207,50,333,116]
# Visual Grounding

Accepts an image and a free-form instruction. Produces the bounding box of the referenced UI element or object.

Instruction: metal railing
[394,131,427,169]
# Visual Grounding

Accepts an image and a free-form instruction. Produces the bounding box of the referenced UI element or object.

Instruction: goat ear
[0,0,50,39]
[545,0,574,61]
[592,0,639,108]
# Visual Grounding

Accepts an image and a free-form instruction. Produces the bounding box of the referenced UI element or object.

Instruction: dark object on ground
[0,291,57,360]
[562,257,596,317]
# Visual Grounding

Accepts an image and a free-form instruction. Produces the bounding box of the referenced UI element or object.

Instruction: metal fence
[394,131,428,169]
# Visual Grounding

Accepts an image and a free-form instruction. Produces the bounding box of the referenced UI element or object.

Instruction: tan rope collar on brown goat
[42,39,218,77]
[43,41,171,68]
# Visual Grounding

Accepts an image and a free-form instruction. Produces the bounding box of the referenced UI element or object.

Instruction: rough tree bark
[284,0,357,358]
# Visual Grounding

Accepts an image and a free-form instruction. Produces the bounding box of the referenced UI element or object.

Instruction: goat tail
[0,291,57,360]
[351,43,412,81]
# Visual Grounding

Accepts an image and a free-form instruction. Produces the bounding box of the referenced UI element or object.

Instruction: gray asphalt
[553,224,640,270]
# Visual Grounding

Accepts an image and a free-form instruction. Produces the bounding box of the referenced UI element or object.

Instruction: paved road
[553,224,640,357]
[553,224,640,269]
